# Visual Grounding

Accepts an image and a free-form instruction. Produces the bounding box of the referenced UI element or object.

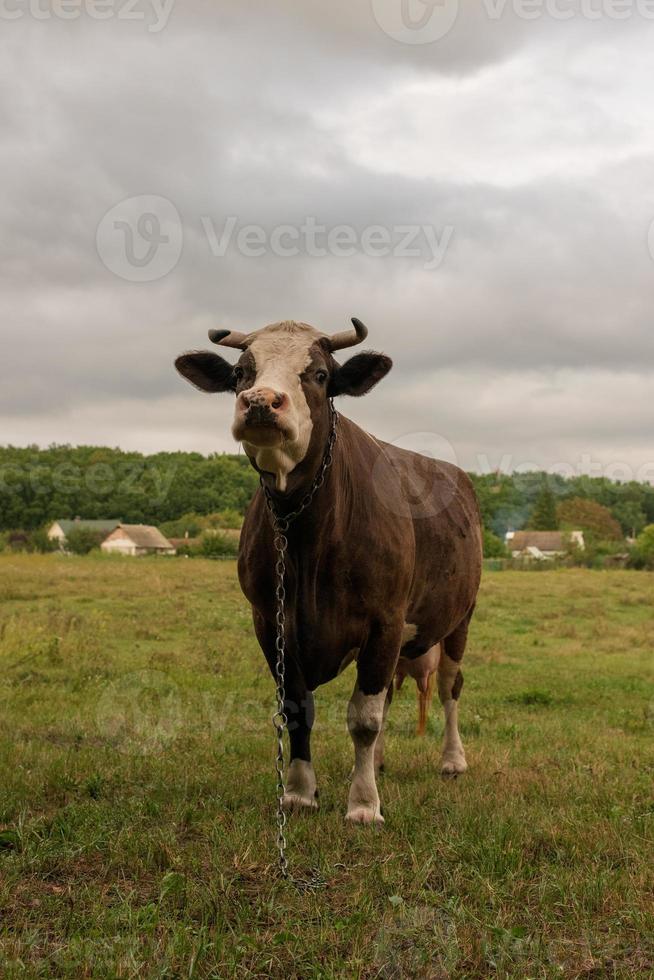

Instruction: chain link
[260,402,338,890]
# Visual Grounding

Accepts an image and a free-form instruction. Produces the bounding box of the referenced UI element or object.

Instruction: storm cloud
[1,2,653,479]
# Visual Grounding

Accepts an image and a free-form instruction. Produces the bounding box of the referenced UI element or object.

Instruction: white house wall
[101,540,137,555]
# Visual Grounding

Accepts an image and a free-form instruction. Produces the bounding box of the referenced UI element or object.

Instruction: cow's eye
[233,366,244,383]
[315,370,328,384]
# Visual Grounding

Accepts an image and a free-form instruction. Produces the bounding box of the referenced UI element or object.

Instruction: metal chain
[260,401,338,890]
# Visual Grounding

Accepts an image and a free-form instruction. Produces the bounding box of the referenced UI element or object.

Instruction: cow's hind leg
[438,614,472,777]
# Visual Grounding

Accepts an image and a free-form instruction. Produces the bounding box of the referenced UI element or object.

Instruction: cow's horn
[208,328,249,350]
[325,317,369,352]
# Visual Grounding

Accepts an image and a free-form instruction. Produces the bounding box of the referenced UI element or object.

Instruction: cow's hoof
[345,806,384,825]
[441,753,468,778]
[282,792,318,812]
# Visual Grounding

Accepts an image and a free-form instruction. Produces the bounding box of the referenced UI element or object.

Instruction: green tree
[199,531,239,559]
[557,497,622,541]
[528,479,559,531]
[205,509,243,530]
[611,500,646,538]
[159,512,205,539]
[29,528,57,553]
[629,524,654,569]
[65,527,105,555]
[0,444,258,531]
[3,444,654,546]
[482,527,507,558]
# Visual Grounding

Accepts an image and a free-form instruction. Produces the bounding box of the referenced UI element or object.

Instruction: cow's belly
[293,622,368,690]
[403,530,482,657]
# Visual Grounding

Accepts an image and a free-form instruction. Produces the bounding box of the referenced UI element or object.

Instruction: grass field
[0,555,653,979]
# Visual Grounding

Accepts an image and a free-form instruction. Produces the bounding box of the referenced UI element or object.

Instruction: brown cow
[176,319,482,824]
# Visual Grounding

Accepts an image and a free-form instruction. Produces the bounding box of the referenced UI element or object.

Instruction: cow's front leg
[346,623,401,825]
[346,683,387,824]
[253,611,318,811]
[283,687,318,811]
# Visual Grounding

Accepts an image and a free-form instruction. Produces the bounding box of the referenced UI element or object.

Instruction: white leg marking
[282,759,318,811]
[438,650,467,776]
[440,699,467,776]
[346,685,386,825]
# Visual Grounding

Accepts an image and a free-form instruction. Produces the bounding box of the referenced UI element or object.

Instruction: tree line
[1,444,654,565]
[469,470,654,540]
[0,444,258,531]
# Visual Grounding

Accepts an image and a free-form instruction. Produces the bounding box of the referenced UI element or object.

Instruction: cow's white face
[232,323,322,491]
[175,318,393,493]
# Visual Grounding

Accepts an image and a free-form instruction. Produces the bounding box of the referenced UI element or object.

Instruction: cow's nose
[238,387,288,412]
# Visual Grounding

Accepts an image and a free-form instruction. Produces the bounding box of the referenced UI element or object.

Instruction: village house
[47,518,121,548]
[505,530,585,560]
[100,524,176,556]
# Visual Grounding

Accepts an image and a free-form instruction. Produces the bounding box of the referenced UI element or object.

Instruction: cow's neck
[244,441,309,494]
[257,406,335,510]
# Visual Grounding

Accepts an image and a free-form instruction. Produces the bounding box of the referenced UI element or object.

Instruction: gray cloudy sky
[2,0,654,479]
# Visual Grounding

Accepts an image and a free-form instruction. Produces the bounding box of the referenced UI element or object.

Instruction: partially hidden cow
[175,319,482,824]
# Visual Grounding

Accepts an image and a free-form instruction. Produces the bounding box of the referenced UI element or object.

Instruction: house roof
[113,524,174,550]
[53,519,121,535]
[511,531,567,552]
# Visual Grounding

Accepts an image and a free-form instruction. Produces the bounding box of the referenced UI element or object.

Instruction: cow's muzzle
[245,404,280,428]
[239,387,288,413]
[233,387,292,443]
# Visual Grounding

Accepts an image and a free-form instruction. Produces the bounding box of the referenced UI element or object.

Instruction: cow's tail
[416,671,436,736]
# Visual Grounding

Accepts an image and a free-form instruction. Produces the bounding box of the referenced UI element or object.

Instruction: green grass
[0,556,653,979]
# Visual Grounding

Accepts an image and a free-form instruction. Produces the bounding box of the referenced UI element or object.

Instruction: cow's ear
[175,351,237,393]
[328,351,392,397]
